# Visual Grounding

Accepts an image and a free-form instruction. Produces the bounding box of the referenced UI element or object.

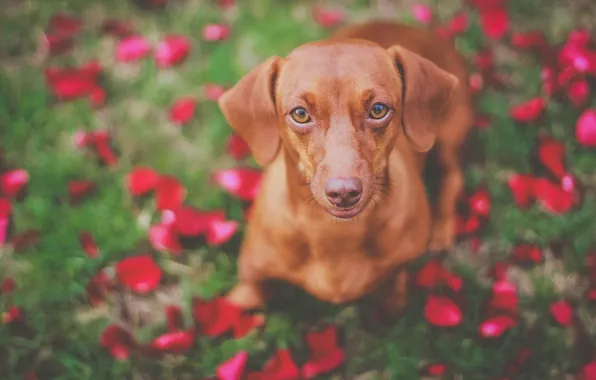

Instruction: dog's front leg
[378,269,408,321]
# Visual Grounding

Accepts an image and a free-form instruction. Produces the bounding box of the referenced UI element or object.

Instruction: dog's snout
[325,177,363,208]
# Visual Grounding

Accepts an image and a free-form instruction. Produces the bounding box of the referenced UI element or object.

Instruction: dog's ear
[218,57,283,166]
[387,45,459,152]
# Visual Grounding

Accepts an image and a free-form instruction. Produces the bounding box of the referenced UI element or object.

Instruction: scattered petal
[2,305,21,324]
[226,134,251,160]
[537,135,566,179]
[212,168,262,201]
[425,363,446,376]
[202,23,230,42]
[1,277,16,295]
[478,7,509,40]
[192,296,242,337]
[149,223,183,254]
[479,315,517,338]
[424,295,462,327]
[48,13,82,37]
[68,180,96,205]
[155,35,191,68]
[533,178,576,214]
[511,31,548,51]
[216,351,248,380]
[411,4,433,25]
[204,83,227,101]
[248,349,300,380]
[173,207,224,236]
[169,97,196,126]
[550,300,573,326]
[468,186,491,217]
[510,98,545,123]
[512,243,542,264]
[206,219,238,246]
[150,330,195,353]
[127,167,160,197]
[116,255,162,294]
[576,109,596,147]
[1,169,29,198]
[116,36,152,62]
[233,313,265,338]
[86,269,114,306]
[567,79,590,108]
[155,175,186,211]
[79,231,100,258]
[312,6,344,28]
[489,280,519,313]
[447,12,469,35]
[100,324,135,360]
[101,19,135,39]
[165,305,185,332]
[507,174,535,208]
[301,325,344,379]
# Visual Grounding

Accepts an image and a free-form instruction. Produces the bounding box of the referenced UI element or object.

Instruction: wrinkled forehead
[276,42,402,104]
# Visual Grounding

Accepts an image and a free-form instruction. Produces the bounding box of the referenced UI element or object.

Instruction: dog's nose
[325,177,363,208]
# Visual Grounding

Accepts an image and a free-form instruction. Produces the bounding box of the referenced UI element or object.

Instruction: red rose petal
[86,269,114,306]
[550,300,573,326]
[447,12,469,35]
[2,305,21,324]
[150,330,195,353]
[202,23,230,42]
[411,4,433,25]
[68,180,96,204]
[479,315,517,338]
[533,178,576,214]
[478,7,509,40]
[469,73,484,94]
[165,305,185,332]
[576,109,596,147]
[541,66,558,96]
[468,186,491,217]
[206,219,238,246]
[425,363,446,376]
[217,351,249,380]
[0,215,8,246]
[568,79,590,108]
[48,13,82,37]
[101,19,135,39]
[126,167,160,197]
[301,325,344,379]
[537,135,567,179]
[580,361,596,380]
[233,313,265,338]
[204,83,227,101]
[155,175,186,211]
[1,169,29,198]
[79,231,100,258]
[312,6,344,28]
[512,243,542,264]
[40,34,74,56]
[489,280,519,313]
[226,134,251,160]
[212,168,262,201]
[510,98,545,123]
[507,174,536,208]
[100,324,135,360]
[192,296,242,337]
[149,223,183,254]
[173,207,225,236]
[116,254,162,294]
[89,131,118,167]
[488,261,511,281]
[424,295,462,327]
[511,31,548,51]
[116,36,152,62]
[169,97,196,126]
[155,35,191,68]
[248,349,300,380]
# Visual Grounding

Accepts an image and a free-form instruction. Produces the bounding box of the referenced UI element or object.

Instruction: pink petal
[568,79,590,108]
[0,216,8,246]
[150,330,195,352]
[216,351,249,380]
[1,169,29,198]
[212,168,262,201]
[312,6,345,28]
[411,4,433,25]
[479,7,509,40]
[116,36,152,62]
[510,98,545,123]
[424,295,462,327]
[576,109,596,147]
[202,23,230,42]
[489,280,519,313]
[169,97,196,125]
[479,315,517,338]
[79,231,100,258]
[149,223,183,254]
[468,186,491,217]
[206,219,238,246]
[447,12,469,35]
[550,300,573,326]
[155,35,191,68]
[511,31,548,51]
[116,254,162,294]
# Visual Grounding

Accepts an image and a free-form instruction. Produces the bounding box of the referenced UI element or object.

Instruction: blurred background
[2,0,596,379]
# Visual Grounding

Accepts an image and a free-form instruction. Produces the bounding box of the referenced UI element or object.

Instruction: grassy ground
[2,0,596,379]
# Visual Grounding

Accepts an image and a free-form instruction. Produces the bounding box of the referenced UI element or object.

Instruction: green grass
[1,0,596,379]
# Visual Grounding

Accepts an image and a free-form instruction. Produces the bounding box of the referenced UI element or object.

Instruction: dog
[217,20,473,319]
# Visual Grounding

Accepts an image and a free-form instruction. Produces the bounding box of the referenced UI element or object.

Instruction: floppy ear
[218,57,283,166]
[387,45,459,152]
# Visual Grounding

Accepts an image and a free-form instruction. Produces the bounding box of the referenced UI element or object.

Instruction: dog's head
[218,39,458,219]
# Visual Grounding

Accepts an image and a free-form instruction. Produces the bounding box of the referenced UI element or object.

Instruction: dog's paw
[225,283,266,311]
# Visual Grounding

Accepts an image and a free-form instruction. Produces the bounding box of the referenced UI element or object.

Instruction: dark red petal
[206,219,239,246]
[567,79,590,109]
[510,98,545,123]
[216,351,249,380]
[172,207,225,236]
[116,254,162,294]
[473,49,495,71]
[507,174,536,208]
[512,243,542,264]
[301,348,344,379]
[226,134,251,160]
[1,169,29,198]
[79,231,100,258]
[580,361,596,380]
[256,349,300,380]
[468,186,491,217]
[155,175,186,211]
[533,178,576,214]
[425,363,447,376]
[576,109,596,147]
[488,261,511,281]
[11,229,40,253]
[126,167,160,196]
[23,371,38,380]
[424,295,462,327]
[2,305,21,324]
[212,168,262,201]
[48,13,82,37]
[192,296,242,337]
[155,35,191,68]
[537,135,567,179]
[204,83,227,101]
[305,325,341,355]
[149,223,183,254]
[503,347,531,375]
[150,330,195,352]
[489,280,519,313]
[447,12,468,34]
[169,97,196,125]
[116,36,152,62]
[1,277,16,295]
[511,31,548,51]
[89,86,107,108]
[100,324,135,359]
[411,4,433,25]
[47,75,98,100]
[86,269,114,306]
[202,24,230,42]
[478,7,509,40]
[68,180,96,204]
[101,20,135,39]
[0,215,8,246]
[479,315,517,338]
[233,313,265,338]
[312,6,345,28]
[415,259,443,288]
[550,300,573,326]
[40,34,74,56]
[541,66,558,96]
[165,305,185,332]
[469,73,484,94]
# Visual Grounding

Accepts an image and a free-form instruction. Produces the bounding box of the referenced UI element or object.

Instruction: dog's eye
[290,107,311,124]
[369,103,389,119]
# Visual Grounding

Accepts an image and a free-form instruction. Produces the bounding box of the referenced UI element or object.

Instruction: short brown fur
[218,21,473,318]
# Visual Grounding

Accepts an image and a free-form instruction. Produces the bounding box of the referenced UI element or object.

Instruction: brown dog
[217,21,473,318]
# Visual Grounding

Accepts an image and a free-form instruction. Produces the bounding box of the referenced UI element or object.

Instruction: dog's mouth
[326,205,366,219]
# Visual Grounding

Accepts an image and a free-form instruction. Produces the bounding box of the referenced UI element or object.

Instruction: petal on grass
[116,36,152,62]
[226,134,251,160]
[1,169,29,198]
[202,23,230,42]
[479,315,517,338]
[155,35,191,68]
[550,300,573,326]
[79,231,100,258]
[126,167,160,197]
[576,109,596,147]
[212,168,262,201]
[155,175,186,211]
[149,223,183,254]
[150,330,195,353]
[169,97,196,126]
[206,219,238,246]
[510,98,545,123]
[116,255,162,294]
[216,351,249,380]
[424,295,462,327]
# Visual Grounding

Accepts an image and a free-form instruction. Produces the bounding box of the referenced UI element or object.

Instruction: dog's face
[218,39,457,220]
